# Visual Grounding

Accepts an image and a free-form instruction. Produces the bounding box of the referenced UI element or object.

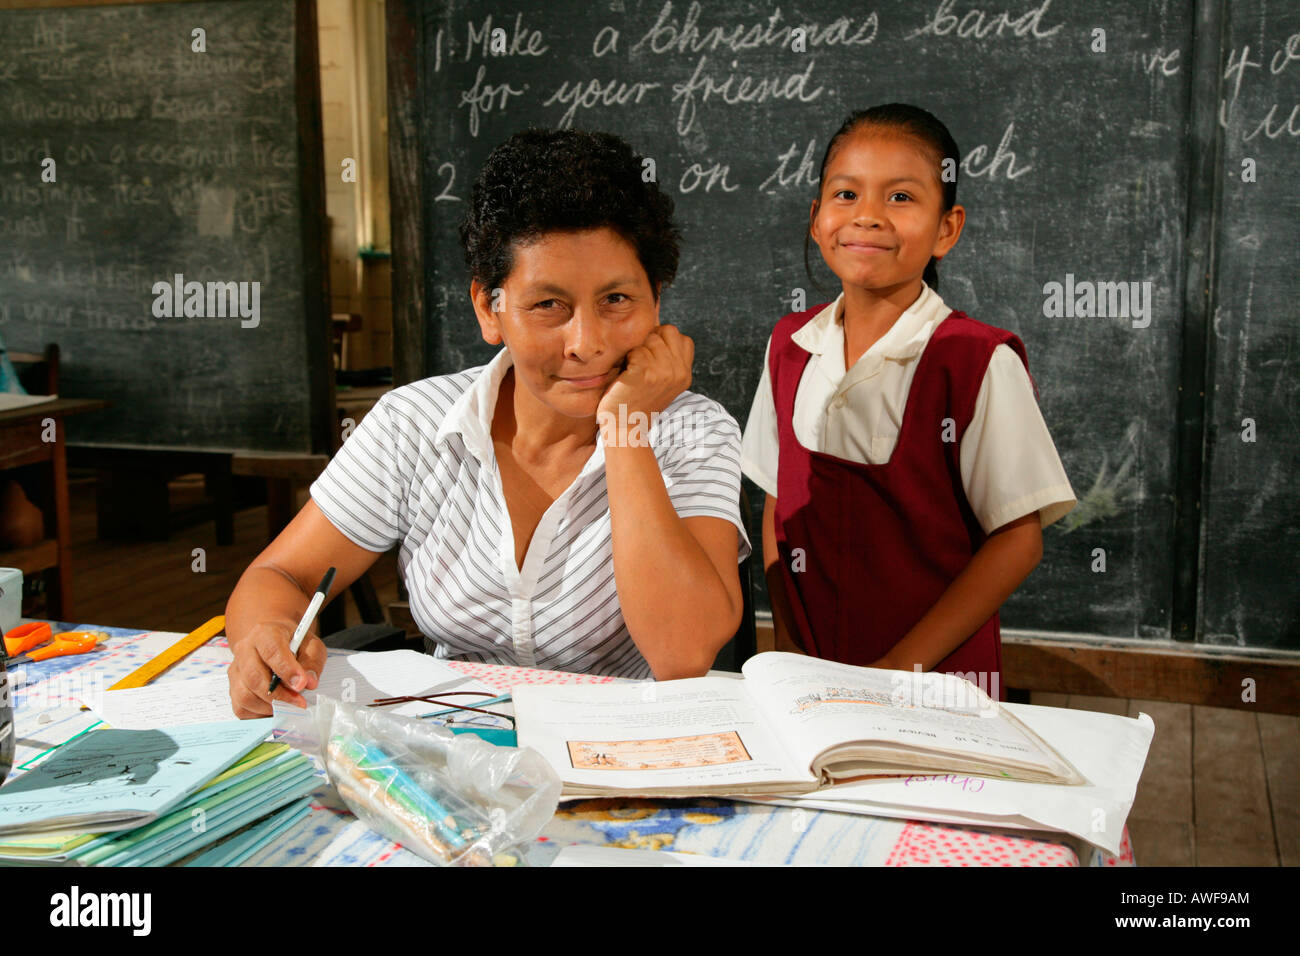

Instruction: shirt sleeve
[960,345,1077,534]
[739,335,780,499]
[662,400,754,564]
[310,395,409,552]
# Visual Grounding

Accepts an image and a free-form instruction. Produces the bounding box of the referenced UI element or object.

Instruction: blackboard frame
[386,0,427,389]
[1169,0,1225,644]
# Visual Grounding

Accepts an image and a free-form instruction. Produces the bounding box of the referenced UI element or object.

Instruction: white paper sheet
[312,650,468,703]
[346,650,465,696]
[0,393,57,411]
[93,676,238,729]
[304,651,504,725]
[89,651,474,729]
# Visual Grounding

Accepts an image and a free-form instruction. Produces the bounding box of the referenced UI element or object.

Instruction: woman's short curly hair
[459,128,681,298]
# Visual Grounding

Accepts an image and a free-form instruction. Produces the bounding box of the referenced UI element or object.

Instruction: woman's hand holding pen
[227,620,325,718]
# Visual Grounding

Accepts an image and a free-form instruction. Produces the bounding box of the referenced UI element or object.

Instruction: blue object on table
[447,726,517,747]
[0,339,26,396]
[417,693,515,745]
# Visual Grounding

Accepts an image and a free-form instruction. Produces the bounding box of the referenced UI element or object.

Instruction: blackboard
[0,0,332,455]
[1200,0,1300,649]
[390,0,1297,650]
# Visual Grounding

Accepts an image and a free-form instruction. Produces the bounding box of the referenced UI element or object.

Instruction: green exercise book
[70,756,319,866]
[180,798,314,867]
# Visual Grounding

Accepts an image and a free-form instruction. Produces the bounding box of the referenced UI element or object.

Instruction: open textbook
[514,653,1087,797]
[742,701,1155,856]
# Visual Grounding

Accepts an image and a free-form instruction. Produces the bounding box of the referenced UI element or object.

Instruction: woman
[225,129,751,718]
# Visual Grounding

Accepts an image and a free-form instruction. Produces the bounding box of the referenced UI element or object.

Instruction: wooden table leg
[266,478,295,539]
[206,463,235,546]
[48,419,71,620]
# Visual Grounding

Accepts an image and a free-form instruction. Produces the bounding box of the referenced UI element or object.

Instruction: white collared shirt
[311,346,752,678]
[741,283,1076,533]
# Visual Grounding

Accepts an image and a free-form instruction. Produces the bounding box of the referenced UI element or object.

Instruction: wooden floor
[1027,693,1297,866]
[62,472,400,635]
[55,473,1297,866]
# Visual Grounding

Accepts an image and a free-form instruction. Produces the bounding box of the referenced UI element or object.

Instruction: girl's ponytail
[923,258,940,290]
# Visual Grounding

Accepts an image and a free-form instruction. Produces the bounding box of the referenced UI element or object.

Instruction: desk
[7,622,1134,867]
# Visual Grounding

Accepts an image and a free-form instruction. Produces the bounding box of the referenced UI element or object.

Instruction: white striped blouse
[310,346,753,679]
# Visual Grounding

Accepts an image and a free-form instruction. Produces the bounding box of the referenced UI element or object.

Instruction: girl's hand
[227,620,325,718]
[597,325,693,443]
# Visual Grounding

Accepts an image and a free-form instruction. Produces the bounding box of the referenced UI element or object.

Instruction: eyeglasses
[368,691,515,729]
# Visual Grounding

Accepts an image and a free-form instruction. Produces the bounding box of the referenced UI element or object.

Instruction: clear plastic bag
[277,694,560,866]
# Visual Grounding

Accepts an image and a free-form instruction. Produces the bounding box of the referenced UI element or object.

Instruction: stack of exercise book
[0,720,318,866]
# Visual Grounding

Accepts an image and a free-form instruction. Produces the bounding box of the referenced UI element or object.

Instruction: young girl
[741,104,1076,694]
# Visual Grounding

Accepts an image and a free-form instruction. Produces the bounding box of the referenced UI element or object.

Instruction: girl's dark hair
[459,128,681,298]
[803,103,960,294]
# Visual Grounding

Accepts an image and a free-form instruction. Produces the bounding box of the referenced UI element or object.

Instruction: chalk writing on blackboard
[905,0,1063,42]
[458,65,527,137]
[1222,32,1300,142]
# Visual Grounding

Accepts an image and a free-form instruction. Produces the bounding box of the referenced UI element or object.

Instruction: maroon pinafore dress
[770,306,1031,698]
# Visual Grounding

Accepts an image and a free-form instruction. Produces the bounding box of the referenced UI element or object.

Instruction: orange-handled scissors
[3,622,104,666]
[6,621,54,657]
